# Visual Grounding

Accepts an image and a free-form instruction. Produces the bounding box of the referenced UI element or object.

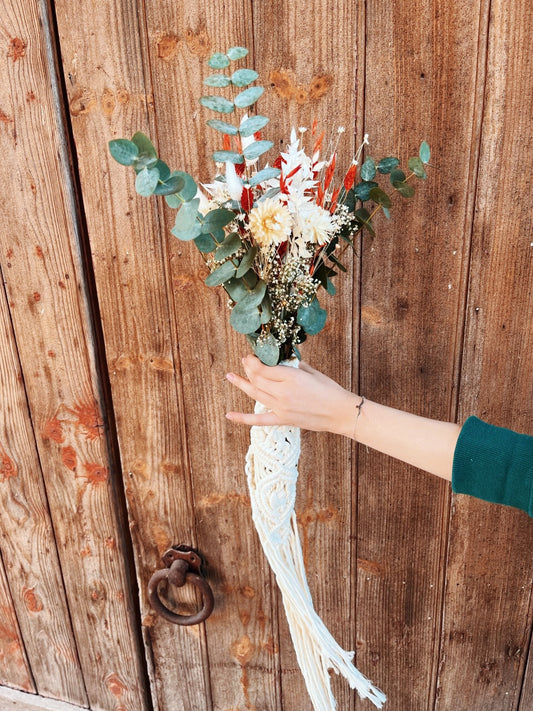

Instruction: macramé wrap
[244,363,386,710]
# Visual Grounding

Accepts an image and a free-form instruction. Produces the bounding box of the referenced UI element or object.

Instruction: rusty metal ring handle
[147,550,214,626]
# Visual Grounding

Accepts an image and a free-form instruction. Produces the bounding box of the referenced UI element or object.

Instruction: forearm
[347,395,460,481]
[226,356,461,481]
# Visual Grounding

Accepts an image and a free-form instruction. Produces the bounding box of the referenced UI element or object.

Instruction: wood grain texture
[436,0,533,707]
[357,0,487,707]
[0,1,147,708]
[0,557,33,691]
[0,0,531,709]
[252,1,361,708]
[141,1,281,708]
[520,655,533,710]
[0,276,86,703]
[52,0,212,708]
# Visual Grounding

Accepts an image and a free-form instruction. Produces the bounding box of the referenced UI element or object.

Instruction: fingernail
[226,372,235,381]
[225,413,234,420]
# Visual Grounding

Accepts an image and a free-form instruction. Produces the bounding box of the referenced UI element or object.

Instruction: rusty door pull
[147,545,214,625]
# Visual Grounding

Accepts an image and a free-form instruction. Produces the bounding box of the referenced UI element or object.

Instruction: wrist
[331,391,363,439]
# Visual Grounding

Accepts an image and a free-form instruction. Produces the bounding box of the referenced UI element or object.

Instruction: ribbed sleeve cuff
[452,416,533,517]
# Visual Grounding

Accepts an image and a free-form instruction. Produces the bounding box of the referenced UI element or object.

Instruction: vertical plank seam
[39,0,154,708]
[518,619,533,710]
[0,278,38,693]
[431,1,493,708]
[352,1,367,706]
[249,6,284,709]
[133,1,215,708]
[245,7,285,709]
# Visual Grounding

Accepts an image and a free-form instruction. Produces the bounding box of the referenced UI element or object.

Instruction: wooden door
[0,1,532,710]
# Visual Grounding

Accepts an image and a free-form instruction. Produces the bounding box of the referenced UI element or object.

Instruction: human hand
[226,355,360,437]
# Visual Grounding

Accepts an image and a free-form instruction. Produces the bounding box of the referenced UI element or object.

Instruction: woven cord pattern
[245,393,386,710]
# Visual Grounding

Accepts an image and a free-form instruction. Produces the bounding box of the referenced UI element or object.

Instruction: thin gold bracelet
[354,395,365,440]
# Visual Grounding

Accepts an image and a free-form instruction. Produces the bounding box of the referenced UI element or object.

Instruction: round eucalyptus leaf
[390,168,406,184]
[361,157,376,181]
[153,159,170,181]
[353,180,378,201]
[135,167,160,197]
[165,193,183,208]
[377,156,400,174]
[325,278,336,296]
[236,245,257,277]
[243,140,273,161]
[208,53,230,69]
[215,232,243,260]
[419,141,431,164]
[170,222,202,241]
[108,139,139,166]
[212,150,244,164]
[343,188,356,211]
[231,68,259,87]
[369,187,392,208]
[131,132,157,158]
[226,46,249,60]
[206,227,225,243]
[205,260,236,287]
[204,73,231,87]
[172,171,197,201]
[154,174,185,196]
[392,181,415,198]
[207,119,239,136]
[408,156,427,179]
[236,279,267,309]
[171,198,200,237]
[239,114,269,137]
[249,167,281,187]
[199,95,234,114]
[354,207,375,236]
[133,155,158,172]
[254,334,280,366]
[230,302,261,334]
[194,233,217,253]
[225,271,258,301]
[234,86,264,108]
[202,208,236,231]
[259,294,272,324]
[297,297,327,335]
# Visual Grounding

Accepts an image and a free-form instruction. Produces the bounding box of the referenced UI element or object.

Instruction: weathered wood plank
[52,0,212,708]
[356,0,486,707]
[0,0,147,708]
[0,685,87,711]
[436,0,533,707]
[520,656,533,710]
[253,1,361,708]
[141,2,283,708]
[0,556,33,691]
[0,271,86,702]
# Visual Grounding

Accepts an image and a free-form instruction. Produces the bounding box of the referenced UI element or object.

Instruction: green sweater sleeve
[452,416,533,516]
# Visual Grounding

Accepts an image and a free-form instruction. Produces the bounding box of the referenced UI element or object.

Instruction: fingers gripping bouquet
[110,45,430,710]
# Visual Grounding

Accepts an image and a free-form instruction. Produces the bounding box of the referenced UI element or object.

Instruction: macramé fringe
[245,394,386,710]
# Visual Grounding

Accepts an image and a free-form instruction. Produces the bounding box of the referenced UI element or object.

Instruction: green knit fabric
[452,416,533,516]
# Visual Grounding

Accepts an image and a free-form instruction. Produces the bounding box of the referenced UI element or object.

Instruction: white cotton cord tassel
[244,363,386,710]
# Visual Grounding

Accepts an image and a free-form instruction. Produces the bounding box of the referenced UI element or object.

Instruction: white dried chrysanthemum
[299,202,336,244]
[248,198,292,249]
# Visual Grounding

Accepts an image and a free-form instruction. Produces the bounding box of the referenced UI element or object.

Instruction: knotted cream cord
[244,362,386,710]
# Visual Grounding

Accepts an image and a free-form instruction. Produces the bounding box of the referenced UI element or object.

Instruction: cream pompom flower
[299,202,336,244]
[248,198,292,249]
